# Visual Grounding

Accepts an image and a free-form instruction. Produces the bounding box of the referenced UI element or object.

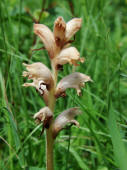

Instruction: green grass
[0,0,127,169]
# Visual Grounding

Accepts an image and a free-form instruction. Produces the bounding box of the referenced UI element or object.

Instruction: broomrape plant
[22,17,92,170]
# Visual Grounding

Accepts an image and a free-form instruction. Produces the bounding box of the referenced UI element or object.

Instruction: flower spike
[22,16,92,170]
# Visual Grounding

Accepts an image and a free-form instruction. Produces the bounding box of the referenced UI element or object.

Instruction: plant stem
[46,90,55,170]
[46,61,57,170]
[46,127,54,170]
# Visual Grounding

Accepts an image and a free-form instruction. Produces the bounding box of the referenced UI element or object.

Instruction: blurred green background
[0,0,127,169]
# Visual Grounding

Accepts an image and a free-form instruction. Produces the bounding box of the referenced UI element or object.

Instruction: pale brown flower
[22,17,92,144]
[23,62,53,89]
[65,18,82,41]
[34,107,53,122]
[53,17,66,47]
[34,107,53,129]
[53,47,84,68]
[22,62,54,105]
[55,72,92,98]
[34,24,56,58]
[52,107,81,138]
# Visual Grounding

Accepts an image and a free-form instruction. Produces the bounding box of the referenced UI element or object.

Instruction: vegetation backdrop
[0,0,127,170]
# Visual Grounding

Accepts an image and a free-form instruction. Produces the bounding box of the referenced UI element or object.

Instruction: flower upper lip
[65,18,82,41]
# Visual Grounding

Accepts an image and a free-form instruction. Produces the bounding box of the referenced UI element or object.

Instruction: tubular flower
[53,47,84,68]
[34,24,57,58]
[34,107,53,128]
[23,62,53,89]
[65,18,82,41]
[22,62,54,105]
[52,107,82,138]
[53,17,66,47]
[55,72,92,98]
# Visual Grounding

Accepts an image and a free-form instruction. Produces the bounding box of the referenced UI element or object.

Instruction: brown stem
[46,96,55,170]
[46,61,57,170]
[46,127,54,170]
[46,92,55,170]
